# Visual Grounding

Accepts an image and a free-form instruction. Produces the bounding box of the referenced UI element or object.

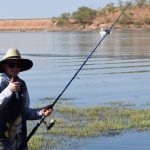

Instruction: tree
[72,6,97,24]
[118,0,125,8]
[148,0,150,9]
[135,0,147,7]
[105,3,115,12]
[60,13,71,19]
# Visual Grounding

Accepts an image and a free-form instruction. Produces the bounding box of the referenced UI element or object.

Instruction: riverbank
[0,18,88,32]
[0,18,149,32]
[0,5,150,32]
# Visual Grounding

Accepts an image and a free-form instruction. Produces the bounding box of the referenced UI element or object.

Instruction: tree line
[53,0,150,26]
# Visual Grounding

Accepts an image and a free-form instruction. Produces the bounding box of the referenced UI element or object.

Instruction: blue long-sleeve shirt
[0,73,42,149]
[0,73,42,119]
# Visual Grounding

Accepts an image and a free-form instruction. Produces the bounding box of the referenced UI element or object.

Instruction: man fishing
[0,48,53,150]
[15,1,132,149]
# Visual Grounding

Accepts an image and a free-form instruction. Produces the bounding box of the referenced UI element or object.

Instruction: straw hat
[0,48,33,73]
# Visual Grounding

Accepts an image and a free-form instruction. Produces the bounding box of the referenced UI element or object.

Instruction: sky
[0,0,122,19]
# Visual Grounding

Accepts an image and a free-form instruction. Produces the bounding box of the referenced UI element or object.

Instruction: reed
[28,100,150,149]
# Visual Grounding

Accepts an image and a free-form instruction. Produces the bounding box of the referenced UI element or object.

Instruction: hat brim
[0,58,33,73]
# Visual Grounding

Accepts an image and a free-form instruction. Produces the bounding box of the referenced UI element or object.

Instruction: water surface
[0,30,150,149]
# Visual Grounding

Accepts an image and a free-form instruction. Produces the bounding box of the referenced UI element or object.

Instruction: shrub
[144,17,150,24]
[72,6,97,24]
[118,15,134,25]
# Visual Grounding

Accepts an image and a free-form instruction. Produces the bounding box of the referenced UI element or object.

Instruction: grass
[28,135,58,150]
[28,99,150,149]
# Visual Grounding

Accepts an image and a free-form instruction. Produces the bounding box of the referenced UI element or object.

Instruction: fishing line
[17,1,132,149]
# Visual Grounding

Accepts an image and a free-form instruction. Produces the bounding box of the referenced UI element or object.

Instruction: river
[0,29,150,149]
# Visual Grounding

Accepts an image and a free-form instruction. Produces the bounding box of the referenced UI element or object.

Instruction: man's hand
[40,108,53,116]
[8,77,20,92]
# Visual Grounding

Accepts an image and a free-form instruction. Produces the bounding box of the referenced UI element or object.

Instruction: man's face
[2,60,21,78]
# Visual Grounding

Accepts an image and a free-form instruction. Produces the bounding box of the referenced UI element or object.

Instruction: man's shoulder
[0,74,5,82]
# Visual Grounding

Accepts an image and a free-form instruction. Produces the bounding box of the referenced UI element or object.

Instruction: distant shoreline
[0,5,149,32]
[0,19,149,32]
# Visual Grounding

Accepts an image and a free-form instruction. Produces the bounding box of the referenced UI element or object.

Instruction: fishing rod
[17,1,132,149]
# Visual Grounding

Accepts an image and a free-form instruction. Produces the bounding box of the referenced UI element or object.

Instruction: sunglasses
[6,63,21,69]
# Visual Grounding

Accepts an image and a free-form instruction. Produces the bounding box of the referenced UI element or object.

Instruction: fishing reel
[43,118,56,130]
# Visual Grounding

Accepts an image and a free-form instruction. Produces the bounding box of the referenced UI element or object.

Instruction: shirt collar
[2,73,10,82]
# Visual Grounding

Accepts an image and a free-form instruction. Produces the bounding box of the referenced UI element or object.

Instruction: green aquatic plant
[28,134,59,150]
[28,100,150,149]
